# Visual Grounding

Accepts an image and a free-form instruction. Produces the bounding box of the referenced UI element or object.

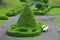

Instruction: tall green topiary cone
[16,4,38,28]
[6,3,43,37]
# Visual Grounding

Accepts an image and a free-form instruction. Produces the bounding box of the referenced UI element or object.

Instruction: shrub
[44,6,52,12]
[37,0,43,2]
[6,11,18,16]
[6,4,43,37]
[43,0,48,4]
[32,8,38,12]
[43,0,48,7]
[35,2,46,10]
[33,10,46,15]
[16,4,38,28]
[33,6,52,15]
[6,22,43,37]
[6,7,23,16]
[20,0,26,2]
[0,14,8,20]
[0,0,2,4]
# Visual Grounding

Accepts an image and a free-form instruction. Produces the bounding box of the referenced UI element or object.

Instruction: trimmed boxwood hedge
[6,7,24,16]
[6,22,43,37]
[0,14,8,20]
[32,6,52,15]
[35,2,46,10]
[6,4,43,37]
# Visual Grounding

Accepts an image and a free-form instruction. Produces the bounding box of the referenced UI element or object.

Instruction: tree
[36,2,42,10]
[43,0,48,7]
[0,0,2,4]
[43,0,48,4]
[35,2,46,10]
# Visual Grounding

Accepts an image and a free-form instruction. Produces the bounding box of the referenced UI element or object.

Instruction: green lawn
[53,18,60,24]
[0,0,24,14]
[48,0,60,15]
[0,0,24,19]
[48,0,60,6]
[0,0,33,18]
[0,20,6,24]
[47,8,60,14]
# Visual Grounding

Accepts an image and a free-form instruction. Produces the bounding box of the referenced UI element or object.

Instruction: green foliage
[43,0,48,7]
[6,4,43,37]
[44,6,52,12]
[32,8,38,12]
[33,6,52,15]
[37,0,48,3]
[0,14,8,20]
[35,2,46,10]
[26,0,34,5]
[6,7,23,16]
[37,0,43,2]
[33,10,46,15]
[36,2,42,10]
[6,10,20,16]
[0,0,2,1]
[37,0,48,7]
[0,0,33,18]
[6,22,43,37]
[20,0,26,2]
[0,0,25,17]
[0,0,2,4]
[16,4,38,28]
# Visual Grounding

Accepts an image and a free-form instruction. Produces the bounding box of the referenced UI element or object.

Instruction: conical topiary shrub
[6,4,43,37]
[16,4,38,28]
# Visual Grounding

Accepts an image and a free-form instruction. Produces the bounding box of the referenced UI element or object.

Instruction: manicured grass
[0,0,33,18]
[47,8,60,15]
[48,0,60,6]
[53,18,60,24]
[0,20,6,24]
[0,0,24,19]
